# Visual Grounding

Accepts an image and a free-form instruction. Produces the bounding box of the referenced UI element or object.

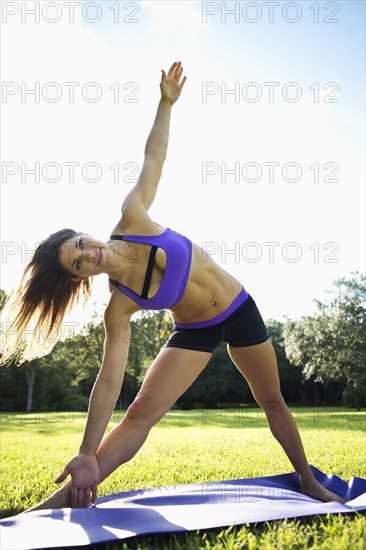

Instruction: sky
[1,0,365,325]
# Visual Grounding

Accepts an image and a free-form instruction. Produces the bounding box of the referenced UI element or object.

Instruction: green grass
[1,408,365,549]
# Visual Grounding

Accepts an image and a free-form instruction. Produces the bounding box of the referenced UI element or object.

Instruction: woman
[2,62,343,510]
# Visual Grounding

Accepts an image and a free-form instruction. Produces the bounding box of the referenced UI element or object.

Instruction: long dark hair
[1,229,92,364]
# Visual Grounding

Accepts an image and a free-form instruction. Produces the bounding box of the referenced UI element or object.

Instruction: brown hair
[1,229,92,365]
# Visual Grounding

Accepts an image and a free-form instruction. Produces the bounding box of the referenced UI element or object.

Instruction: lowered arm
[78,309,131,455]
[54,301,132,507]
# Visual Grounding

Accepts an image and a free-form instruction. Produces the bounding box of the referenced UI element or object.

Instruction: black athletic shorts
[165,294,270,353]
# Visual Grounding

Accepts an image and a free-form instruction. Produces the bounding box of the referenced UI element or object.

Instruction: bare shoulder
[109,216,167,239]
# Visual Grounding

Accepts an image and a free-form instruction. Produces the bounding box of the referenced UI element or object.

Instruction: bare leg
[26,347,211,511]
[228,340,345,503]
[96,347,211,481]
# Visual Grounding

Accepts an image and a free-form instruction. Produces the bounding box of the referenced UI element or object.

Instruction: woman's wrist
[78,448,97,456]
[159,96,173,107]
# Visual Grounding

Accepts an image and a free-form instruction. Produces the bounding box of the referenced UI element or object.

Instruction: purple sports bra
[109,228,192,310]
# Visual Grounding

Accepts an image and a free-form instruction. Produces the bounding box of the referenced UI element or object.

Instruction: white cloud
[140,0,206,36]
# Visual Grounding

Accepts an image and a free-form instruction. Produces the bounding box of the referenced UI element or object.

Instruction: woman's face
[59,233,108,279]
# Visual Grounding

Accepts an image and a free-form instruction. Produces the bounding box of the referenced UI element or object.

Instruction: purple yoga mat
[1,466,365,550]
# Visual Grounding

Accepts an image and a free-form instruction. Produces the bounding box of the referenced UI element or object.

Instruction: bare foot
[299,477,345,503]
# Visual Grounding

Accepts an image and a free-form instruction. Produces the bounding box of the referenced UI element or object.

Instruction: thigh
[135,346,212,419]
[224,295,270,347]
[227,340,282,405]
[165,325,222,353]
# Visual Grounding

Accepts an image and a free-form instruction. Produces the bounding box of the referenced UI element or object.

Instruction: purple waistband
[174,287,249,329]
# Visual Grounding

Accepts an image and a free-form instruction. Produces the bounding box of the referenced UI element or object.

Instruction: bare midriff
[170,242,243,324]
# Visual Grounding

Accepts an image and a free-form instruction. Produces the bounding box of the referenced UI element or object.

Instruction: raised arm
[54,302,132,508]
[121,61,187,220]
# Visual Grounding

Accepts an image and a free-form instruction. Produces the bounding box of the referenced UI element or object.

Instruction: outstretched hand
[55,453,99,508]
[160,61,187,105]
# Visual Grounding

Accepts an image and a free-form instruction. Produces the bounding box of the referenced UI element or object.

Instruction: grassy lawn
[1,407,365,549]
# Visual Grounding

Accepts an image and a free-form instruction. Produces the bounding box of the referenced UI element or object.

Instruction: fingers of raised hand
[174,63,183,79]
[176,65,187,88]
[174,63,184,83]
[167,61,185,83]
[167,61,178,78]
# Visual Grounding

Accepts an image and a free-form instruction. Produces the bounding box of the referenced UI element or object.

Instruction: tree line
[0,272,364,412]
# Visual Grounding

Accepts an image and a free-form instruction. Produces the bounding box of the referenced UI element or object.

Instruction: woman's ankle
[298,468,316,484]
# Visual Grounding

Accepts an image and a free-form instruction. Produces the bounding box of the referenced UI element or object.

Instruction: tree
[46,309,175,410]
[0,290,30,411]
[284,272,366,407]
[266,319,306,403]
[176,342,252,409]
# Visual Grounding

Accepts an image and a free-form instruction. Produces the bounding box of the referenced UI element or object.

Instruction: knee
[123,393,158,427]
[125,401,139,421]
[256,392,286,413]
[257,393,294,426]
[124,395,146,423]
